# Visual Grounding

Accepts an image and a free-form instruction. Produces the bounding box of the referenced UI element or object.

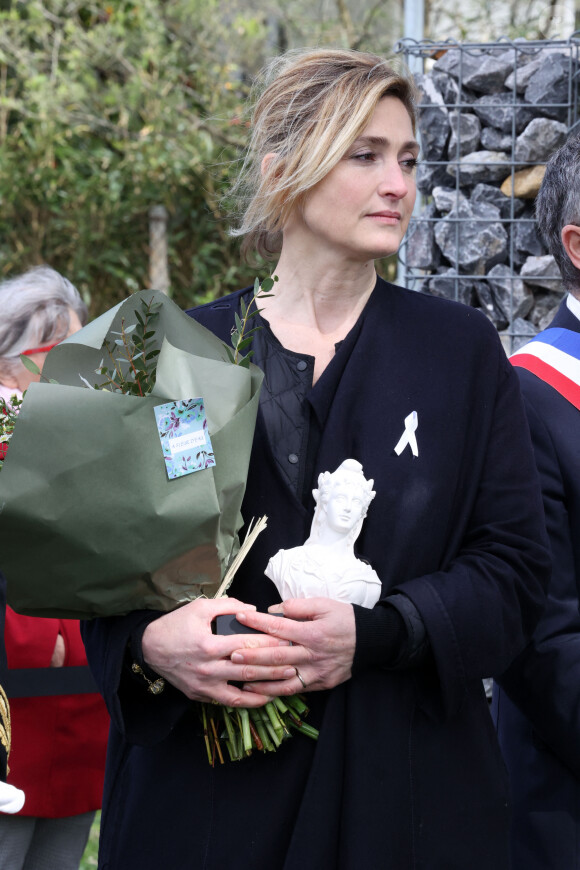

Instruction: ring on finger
[295,667,307,690]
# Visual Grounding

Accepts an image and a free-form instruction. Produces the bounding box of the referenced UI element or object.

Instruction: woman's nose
[378,162,410,200]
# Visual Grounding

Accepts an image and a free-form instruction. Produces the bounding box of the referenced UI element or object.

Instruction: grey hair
[0,266,87,378]
[535,132,580,292]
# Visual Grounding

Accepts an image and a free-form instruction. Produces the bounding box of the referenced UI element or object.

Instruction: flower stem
[239,708,252,755]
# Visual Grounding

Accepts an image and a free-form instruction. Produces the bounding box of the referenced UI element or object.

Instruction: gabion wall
[396,35,580,352]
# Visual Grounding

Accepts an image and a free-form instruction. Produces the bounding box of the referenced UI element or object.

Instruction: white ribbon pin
[394,411,419,458]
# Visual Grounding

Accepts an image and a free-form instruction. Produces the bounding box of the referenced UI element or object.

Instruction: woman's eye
[352,151,375,162]
[400,157,419,173]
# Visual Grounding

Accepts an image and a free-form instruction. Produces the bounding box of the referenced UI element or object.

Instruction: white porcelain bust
[265,459,382,608]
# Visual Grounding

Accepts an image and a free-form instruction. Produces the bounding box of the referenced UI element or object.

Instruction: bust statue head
[308,459,376,547]
[265,458,381,606]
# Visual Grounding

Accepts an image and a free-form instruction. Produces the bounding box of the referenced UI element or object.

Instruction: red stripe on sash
[512,353,580,411]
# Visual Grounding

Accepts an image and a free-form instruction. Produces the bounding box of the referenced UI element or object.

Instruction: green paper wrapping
[0,291,263,618]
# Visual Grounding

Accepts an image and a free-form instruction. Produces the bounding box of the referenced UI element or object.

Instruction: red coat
[5,607,109,817]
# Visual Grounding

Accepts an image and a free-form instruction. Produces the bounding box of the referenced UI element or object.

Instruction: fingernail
[231,652,243,663]
[278,640,291,646]
[236,612,248,622]
[283,668,296,678]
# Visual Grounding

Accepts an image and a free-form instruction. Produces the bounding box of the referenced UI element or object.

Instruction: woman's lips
[366,211,401,223]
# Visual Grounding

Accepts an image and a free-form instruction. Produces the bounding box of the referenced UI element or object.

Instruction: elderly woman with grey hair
[0,266,87,403]
[0,266,110,870]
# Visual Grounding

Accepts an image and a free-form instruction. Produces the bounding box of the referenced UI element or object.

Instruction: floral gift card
[154,398,215,480]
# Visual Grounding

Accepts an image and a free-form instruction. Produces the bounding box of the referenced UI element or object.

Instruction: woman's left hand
[231,597,355,696]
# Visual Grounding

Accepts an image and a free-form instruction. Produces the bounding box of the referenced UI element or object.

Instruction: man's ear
[561,224,580,270]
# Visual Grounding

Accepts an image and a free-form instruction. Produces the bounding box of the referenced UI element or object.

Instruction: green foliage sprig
[91,297,162,396]
[224,275,278,368]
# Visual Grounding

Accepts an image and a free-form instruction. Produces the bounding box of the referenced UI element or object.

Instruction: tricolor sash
[511,327,580,411]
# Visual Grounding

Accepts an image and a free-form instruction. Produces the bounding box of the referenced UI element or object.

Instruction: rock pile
[401,39,579,350]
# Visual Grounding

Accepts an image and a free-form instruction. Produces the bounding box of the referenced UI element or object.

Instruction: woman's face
[10,307,83,392]
[285,96,418,264]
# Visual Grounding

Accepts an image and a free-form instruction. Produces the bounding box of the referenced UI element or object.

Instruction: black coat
[493,299,580,869]
[83,279,549,870]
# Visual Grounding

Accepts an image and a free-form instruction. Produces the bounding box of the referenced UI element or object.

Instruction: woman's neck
[256,250,376,383]
[263,249,376,329]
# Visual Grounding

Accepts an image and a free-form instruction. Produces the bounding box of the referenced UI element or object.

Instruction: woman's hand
[50,633,65,667]
[140,597,297,708]
[230,598,356,697]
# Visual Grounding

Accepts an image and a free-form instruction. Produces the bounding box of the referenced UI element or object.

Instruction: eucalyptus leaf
[20,355,41,375]
[236,336,254,353]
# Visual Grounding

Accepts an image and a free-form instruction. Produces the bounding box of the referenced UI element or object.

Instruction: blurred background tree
[0,0,578,314]
[0,0,269,311]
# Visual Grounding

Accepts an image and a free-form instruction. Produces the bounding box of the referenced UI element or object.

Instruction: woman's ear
[561,225,580,271]
[261,152,279,177]
[0,366,19,390]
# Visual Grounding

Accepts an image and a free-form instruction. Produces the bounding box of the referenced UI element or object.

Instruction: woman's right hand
[140,597,295,707]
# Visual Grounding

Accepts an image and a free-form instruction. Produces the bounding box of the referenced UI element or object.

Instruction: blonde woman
[84,49,549,870]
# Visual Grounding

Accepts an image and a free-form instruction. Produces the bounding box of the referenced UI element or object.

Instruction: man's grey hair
[0,266,87,377]
[535,132,580,292]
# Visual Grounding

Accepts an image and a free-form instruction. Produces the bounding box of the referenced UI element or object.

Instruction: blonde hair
[230,48,417,261]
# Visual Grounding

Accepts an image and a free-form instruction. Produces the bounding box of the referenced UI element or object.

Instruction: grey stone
[514,117,568,164]
[432,48,513,93]
[448,111,481,158]
[475,280,509,329]
[525,53,573,121]
[432,186,467,213]
[416,161,450,195]
[508,317,538,353]
[427,268,475,305]
[472,199,502,221]
[505,52,547,93]
[480,126,513,152]
[472,93,535,133]
[431,70,462,107]
[434,200,508,271]
[470,183,525,219]
[520,254,563,291]
[405,204,439,270]
[415,74,450,161]
[486,263,534,320]
[532,290,565,328]
[446,150,511,186]
[513,210,546,266]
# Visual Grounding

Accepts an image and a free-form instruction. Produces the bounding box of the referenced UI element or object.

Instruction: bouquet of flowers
[0,288,264,618]
[0,283,318,763]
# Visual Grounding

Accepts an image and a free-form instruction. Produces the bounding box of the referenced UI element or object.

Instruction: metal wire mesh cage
[394,34,580,352]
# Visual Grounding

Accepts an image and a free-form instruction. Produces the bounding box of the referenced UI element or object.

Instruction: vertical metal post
[404,0,425,72]
[149,205,170,295]
[398,0,425,287]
